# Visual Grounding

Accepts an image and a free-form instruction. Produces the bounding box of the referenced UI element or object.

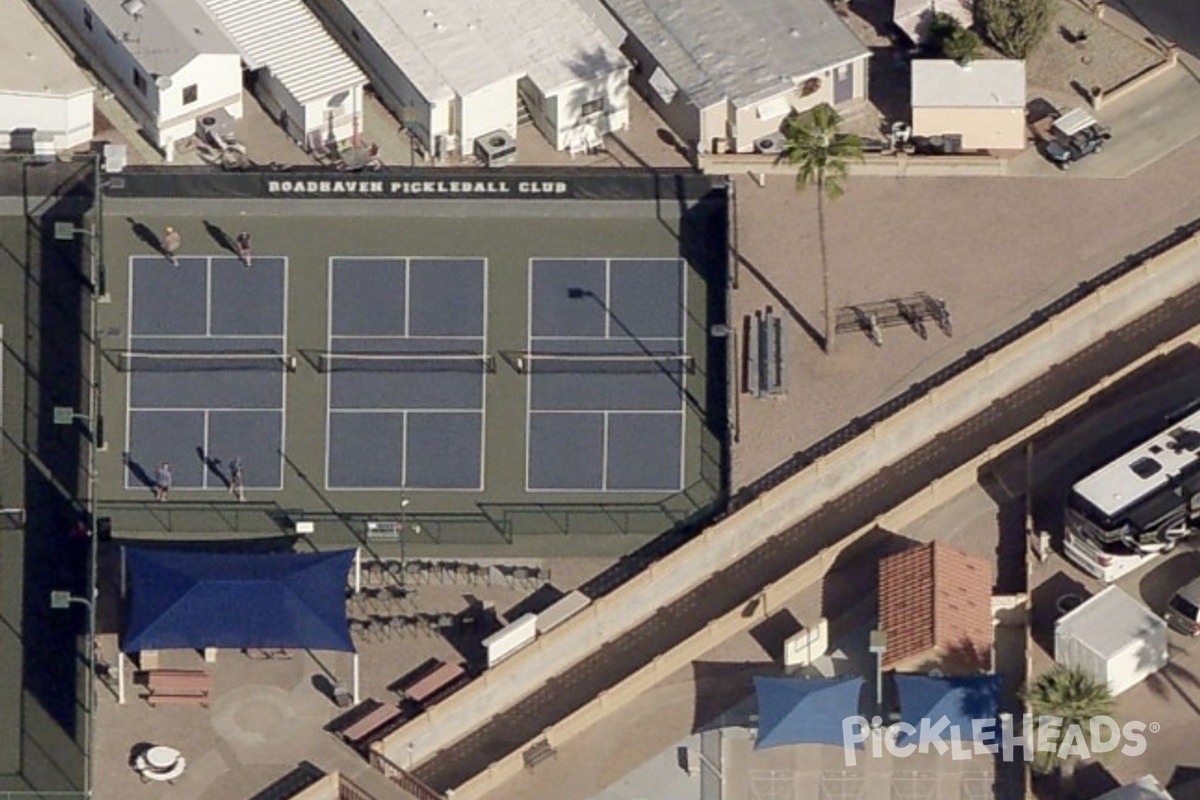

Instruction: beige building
[911,59,1027,151]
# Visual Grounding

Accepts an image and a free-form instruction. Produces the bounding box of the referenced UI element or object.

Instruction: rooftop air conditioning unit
[754,133,786,155]
[475,129,517,168]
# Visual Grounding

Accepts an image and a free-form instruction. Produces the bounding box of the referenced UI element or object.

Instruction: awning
[895,674,1002,746]
[754,675,865,749]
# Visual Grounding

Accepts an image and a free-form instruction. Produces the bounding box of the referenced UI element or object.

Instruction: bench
[339,703,402,746]
[835,293,951,347]
[744,309,785,397]
[405,661,466,704]
[144,669,213,707]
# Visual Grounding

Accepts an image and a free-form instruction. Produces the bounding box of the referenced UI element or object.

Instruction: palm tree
[1023,666,1116,786]
[780,103,863,353]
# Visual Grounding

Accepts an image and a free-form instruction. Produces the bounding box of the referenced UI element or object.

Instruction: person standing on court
[162,225,182,267]
[235,230,252,268]
[154,462,172,501]
[229,457,246,502]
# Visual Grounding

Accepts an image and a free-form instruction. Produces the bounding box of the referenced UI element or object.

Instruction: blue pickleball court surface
[325,257,488,490]
[526,257,687,492]
[123,255,287,491]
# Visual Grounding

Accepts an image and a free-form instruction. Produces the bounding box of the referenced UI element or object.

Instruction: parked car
[1029,103,1112,170]
[1165,576,1200,635]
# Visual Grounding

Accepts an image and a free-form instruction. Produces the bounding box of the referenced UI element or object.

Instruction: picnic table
[405,661,466,704]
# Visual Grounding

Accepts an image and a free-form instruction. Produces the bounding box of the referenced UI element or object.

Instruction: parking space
[123,255,288,491]
[525,258,688,492]
[325,257,488,490]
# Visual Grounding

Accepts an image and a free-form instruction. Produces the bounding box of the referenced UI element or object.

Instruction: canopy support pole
[118,650,126,704]
[354,548,361,593]
[353,653,360,704]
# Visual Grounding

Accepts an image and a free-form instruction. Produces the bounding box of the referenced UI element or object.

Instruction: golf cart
[1035,106,1112,170]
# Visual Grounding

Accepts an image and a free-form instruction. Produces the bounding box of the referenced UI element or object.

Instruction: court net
[513,352,695,375]
[116,351,297,372]
[317,352,496,374]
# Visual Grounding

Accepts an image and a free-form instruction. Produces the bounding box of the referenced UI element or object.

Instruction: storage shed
[911,59,1027,151]
[1,0,94,153]
[1054,586,1168,696]
[308,0,630,159]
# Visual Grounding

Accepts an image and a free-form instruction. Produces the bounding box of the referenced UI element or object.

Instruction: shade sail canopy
[754,676,865,750]
[123,548,355,653]
[895,674,1001,746]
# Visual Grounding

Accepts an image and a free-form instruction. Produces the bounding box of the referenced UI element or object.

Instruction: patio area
[89,547,609,800]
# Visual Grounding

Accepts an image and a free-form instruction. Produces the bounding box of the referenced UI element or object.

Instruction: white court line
[325,255,335,490]
[205,257,213,336]
[202,410,211,489]
[127,333,288,340]
[400,410,409,487]
[404,258,411,338]
[128,406,285,413]
[279,256,290,491]
[479,256,490,491]
[328,334,485,340]
[605,258,612,338]
[601,411,610,490]
[329,407,483,415]
[527,408,681,415]
[528,335,686,342]
[525,257,534,492]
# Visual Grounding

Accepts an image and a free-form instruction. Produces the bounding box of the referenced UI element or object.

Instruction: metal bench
[745,309,785,397]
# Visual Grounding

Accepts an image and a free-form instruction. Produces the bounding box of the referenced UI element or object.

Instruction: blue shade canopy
[123,549,356,653]
[895,674,1002,746]
[754,676,865,750]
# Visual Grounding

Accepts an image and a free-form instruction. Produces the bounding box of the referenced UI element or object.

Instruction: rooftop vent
[1130,457,1162,479]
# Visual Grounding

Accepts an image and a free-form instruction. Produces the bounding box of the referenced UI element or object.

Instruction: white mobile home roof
[1056,586,1165,661]
[202,0,366,104]
[1,0,93,97]
[601,0,869,109]
[87,0,238,76]
[336,0,627,102]
[911,60,1026,108]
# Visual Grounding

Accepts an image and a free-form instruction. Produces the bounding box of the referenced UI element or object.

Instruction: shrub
[976,0,1052,59]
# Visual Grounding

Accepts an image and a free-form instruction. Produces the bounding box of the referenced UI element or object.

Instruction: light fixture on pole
[51,590,95,797]
[54,220,108,303]
[54,405,105,452]
[399,497,421,587]
[868,629,888,717]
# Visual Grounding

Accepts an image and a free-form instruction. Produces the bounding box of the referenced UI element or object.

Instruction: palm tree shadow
[126,217,165,256]
[734,252,824,349]
[203,220,237,254]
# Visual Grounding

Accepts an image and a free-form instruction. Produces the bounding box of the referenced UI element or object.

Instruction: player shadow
[125,217,166,257]
[122,452,157,492]
[197,447,231,488]
[202,219,238,255]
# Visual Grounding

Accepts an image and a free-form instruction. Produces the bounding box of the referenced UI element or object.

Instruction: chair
[366,560,385,587]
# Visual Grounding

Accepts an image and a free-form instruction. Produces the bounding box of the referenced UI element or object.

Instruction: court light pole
[51,590,94,797]
[868,629,888,720]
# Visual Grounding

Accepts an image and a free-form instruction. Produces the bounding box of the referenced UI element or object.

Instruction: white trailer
[1054,586,1167,696]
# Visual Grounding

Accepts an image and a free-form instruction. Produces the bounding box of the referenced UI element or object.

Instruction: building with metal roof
[911,59,1026,151]
[307,0,630,159]
[200,0,367,150]
[1,0,94,153]
[599,0,871,154]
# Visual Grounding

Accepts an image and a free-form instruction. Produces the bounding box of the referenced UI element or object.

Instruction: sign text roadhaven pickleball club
[266,179,568,197]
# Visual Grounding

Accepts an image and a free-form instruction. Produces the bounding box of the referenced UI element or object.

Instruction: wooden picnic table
[405,661,466,704]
